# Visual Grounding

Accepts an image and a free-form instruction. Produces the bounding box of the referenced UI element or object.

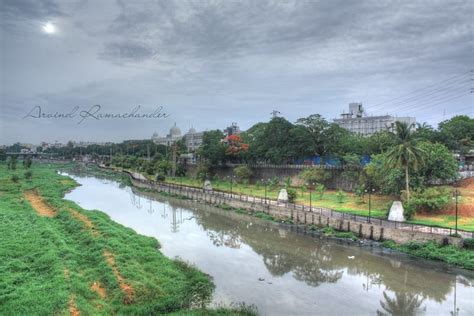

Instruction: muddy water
[64,174,474,315]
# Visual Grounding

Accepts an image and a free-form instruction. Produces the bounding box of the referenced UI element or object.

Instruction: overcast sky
[1,0,473,145]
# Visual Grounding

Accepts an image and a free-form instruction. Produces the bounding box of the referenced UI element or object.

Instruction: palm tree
[377,291,426,315]
[386,122,425,201]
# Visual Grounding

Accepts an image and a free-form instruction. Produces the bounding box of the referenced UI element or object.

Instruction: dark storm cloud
[0,0,472,144]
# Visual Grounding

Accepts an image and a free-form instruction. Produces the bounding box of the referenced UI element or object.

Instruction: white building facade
[334,103,416,136]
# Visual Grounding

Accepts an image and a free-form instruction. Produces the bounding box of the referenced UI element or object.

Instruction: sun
[42,22,56,34]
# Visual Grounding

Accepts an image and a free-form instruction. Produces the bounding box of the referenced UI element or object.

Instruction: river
[63,173,474,315]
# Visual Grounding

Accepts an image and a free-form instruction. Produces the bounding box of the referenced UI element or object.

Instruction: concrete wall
[129,175,464,247]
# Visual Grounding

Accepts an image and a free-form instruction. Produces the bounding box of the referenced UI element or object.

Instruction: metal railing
[126,172,474,239]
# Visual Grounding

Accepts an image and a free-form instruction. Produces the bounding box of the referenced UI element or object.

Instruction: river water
[63,173,474,315]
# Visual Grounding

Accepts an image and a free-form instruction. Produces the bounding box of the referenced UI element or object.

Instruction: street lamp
[453,187,460,235]
[365,187,375,223]
[262,178,267,204]
[309,182,315,211]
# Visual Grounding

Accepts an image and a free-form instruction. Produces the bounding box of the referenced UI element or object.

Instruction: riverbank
[0,162,256,315]
[112,167,474,270]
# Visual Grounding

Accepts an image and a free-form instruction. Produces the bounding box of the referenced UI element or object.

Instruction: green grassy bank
[0,162,255,315]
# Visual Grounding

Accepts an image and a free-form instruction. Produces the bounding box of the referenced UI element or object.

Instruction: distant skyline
[1,0,473,144]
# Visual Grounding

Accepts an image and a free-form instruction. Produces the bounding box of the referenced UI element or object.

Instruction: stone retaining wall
[129,176,464,247]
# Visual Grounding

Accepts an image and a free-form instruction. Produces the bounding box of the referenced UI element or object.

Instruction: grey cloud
[101,41,155,62]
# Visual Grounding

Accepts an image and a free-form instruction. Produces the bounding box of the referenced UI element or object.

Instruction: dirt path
[68,208,100,236]
[68,296,80,316]
[91,282,106,299]
[24,190,56,217]
[103,250,134,304]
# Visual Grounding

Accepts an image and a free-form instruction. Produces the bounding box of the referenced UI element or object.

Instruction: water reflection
[63,172,474,315]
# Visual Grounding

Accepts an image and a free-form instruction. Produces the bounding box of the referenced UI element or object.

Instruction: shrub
[314,183,326,199]
[233,165,253,183]
[403,187,451,213]
[287,188,297,203]
[336,189,346,203]
[24,171,33,180]
[155,173,165,181]
[463,238,474,250]
[11,175,19,182]
[299,168,331,185]
[354,185,365,203]
[196,163,211,181]
[268,176,279,189]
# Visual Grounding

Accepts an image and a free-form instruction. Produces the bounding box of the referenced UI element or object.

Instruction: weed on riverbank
[383,240,474,270]
[0,163,252,315]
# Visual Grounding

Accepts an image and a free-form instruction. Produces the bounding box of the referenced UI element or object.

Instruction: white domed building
[152,124,203,151]
[152,123,183,146]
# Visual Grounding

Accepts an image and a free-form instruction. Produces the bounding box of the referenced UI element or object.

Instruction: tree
[415,141,458,183]
[23,156,32,169]
[233,165,252,183]
[198,130,226,165]
[254,117,295,163]
[299,168,331,186]
[223,134,249,161]
[8,155,17,170]
[438,115,474,154]
[385,122,425,200]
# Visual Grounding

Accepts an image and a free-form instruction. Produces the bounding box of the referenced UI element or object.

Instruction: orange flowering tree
[223,134,249,161]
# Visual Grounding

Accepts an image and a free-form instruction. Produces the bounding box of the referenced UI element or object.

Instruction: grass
[383,240,474,270]
[0,162,254,315]
[164,176,391,218]
[162,176,474,232]
[410,182,474,232]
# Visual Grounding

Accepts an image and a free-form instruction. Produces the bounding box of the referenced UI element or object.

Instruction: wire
[365,70,472,110]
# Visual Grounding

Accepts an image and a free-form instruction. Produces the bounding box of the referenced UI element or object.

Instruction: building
[183,127,204,152]
[334,103,416,136]
[152,123,183,146]
[152,124,204,152]
[224,122,240,136]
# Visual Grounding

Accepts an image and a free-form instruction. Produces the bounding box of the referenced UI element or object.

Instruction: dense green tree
[251,117,295,163]
[415,141,458,183]
[438,115,474,154]
[385,122,425,200]
[198,130,226,165]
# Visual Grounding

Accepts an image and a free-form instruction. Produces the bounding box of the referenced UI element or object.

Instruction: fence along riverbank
[121,170,472,246]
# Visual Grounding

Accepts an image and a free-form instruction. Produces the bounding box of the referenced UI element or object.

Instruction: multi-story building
[152,124,204,152]
[334,103,416,136]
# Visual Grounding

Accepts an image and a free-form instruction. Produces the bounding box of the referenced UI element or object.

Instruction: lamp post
[228,175,234,197]
[365,187,375,223]
[262,178,267,204]
[453,187,460,235]
[309,182,315,211]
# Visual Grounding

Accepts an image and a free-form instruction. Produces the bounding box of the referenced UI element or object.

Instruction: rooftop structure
[334,103,416,136]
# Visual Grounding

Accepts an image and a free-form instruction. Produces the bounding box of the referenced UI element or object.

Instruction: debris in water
[258,278,265,281]
[348,256,355,259]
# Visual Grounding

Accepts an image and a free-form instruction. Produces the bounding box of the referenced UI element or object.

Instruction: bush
[287,188,297,203]
[155,173,165,181]
[404,187,451,213]
[299,168,331,185]
[24,171,33,180]
[196,163,211,181]
[315,184,326,200]
[233,165,253,183]
[336,189,346,203]
[11,175,19,182]
[463,238,474,250]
